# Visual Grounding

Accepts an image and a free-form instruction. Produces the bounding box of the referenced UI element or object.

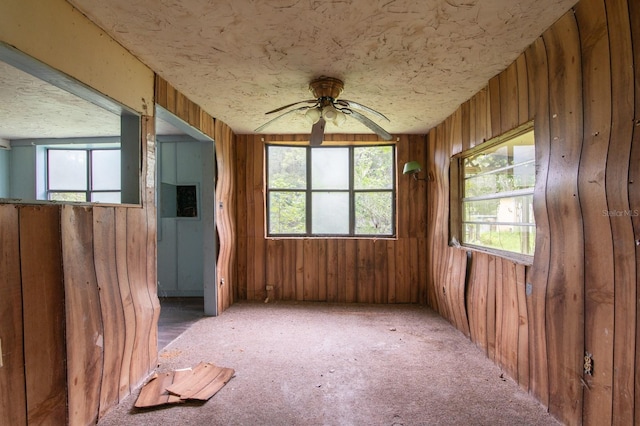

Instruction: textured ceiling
[0,0,578,141]
[0,61,120,139]
[66,0,577,137]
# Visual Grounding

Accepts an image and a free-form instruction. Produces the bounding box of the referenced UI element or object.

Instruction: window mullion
[86,149,92,202]
[348,147,354,235]
[306,146,312,236]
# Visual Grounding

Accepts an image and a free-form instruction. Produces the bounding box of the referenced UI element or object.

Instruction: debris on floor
[135,362,235,408]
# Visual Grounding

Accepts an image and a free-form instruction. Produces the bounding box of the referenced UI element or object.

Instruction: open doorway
[155,106,216,349]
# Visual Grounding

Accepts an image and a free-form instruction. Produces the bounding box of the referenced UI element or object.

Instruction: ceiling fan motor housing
[309,77,344,100]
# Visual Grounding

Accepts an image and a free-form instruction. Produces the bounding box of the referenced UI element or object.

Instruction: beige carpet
[98,301,560,426]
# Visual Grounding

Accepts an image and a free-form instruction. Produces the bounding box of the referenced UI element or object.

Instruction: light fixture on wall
[403,161,427,181]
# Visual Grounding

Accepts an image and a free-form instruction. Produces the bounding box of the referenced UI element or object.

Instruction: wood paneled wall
[235,134,429,304]
[426,1,640,424]
[0,118,159,425]
[155,76,236,313]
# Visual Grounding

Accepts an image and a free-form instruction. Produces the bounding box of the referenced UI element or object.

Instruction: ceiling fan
[255,77,392,146]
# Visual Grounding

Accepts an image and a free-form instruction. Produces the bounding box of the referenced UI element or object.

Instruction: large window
[451,122,535,259]
[266,144,395,237]
[47,148,121,203]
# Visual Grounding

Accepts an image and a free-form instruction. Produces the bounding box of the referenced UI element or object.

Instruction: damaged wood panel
[19,205,67,424]
[115,207,136,400]
[215,119,237,311]
[466,252,489,354]
[62,205,104,426]
[126,207,153,390]
[93,207,126,419]
[0,205,26,426]
[144,118,160,367]
[416,1,639,423]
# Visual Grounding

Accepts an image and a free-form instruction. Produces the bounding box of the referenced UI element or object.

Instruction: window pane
[463,130,535,198]
[312,148,349,190]
[354,146,393,189]
[269,191,306,234]
[268,146,306,189]
[463,223,535,256]
[312,192,349,234]
[49,192,86,202]
[92,192,121,203]
[92,150,121,190]
[464,195,534,225]
[355,192,393,235]
[48,150,86,190]
[459,125,535,257]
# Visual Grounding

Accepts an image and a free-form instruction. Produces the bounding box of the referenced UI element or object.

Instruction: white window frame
[46,147,122,203]
[450,121,535,263]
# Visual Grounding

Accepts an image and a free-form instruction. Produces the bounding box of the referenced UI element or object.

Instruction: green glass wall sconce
[402,161,428,181]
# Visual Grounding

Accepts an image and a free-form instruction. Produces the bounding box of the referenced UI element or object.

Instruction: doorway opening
[155,106,216,349]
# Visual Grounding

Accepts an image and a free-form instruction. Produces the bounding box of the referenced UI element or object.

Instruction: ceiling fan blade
[255,106,310,132]
[343,109,393,141]
[310,117,326,146]
[265,99,318,115]
[335,99,390,122]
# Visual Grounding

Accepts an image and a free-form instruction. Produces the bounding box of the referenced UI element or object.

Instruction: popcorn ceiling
[56,0,578,135]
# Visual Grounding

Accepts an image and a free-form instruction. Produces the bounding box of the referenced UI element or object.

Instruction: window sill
[266,235,398,241]
[449,240,533,266]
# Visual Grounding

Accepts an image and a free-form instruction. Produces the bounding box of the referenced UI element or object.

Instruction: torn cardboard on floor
[135,362,235,408]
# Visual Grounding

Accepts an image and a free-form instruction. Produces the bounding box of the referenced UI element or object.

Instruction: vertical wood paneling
[115,207,135,400]
[0,205,26,426]
[488,76,501,137]
[93,207,126,419]
[62,206,103,426]
[524,36,551,408]
[2,109,157,425]
[126,207,152,390]
[606,2,637,424]
[144,121,160,363]
[543,12,585,424]
[234,134,428,304]
[19,206,67,424]
[515,265,529,391]
[630,2,640,422]
[500,62,519,133]
[575,1,615,423]
[215,119,237,312]
[326,240,338,302]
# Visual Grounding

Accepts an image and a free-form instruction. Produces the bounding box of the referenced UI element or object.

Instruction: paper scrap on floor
[135,362,235,408]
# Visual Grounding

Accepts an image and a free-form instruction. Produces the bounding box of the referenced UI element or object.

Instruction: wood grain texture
[606,1,637,424]
[575,0,615,423]
[524,35,551,409]
[115,207,135,400]
[93,207,126,419]
[19,205,67,425]
[126,207,153,390]
[629,1,640,424]
[62,205,104,426]
[422,4,640,424]
[234,134,428,304]
[0,205,26,426]
[215,119,237,312]
[543,11,585,424]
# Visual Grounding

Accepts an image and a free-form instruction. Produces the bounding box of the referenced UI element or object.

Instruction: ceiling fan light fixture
[305,107,321,124]
[322,104,339,121]
[334,110,347,126]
